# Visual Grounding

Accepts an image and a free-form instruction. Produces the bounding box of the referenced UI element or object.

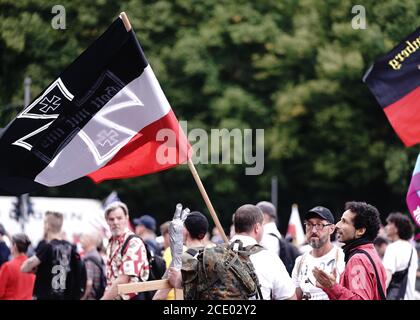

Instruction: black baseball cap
[305,206,335,224]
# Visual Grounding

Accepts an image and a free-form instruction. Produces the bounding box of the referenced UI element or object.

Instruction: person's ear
[253,223,259,234]
[256,222,263,234]
[355,227,366,238]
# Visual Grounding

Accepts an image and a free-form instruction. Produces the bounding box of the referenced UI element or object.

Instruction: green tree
[1,0,419,233]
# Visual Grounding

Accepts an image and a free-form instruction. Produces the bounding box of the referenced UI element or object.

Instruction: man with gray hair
[101,201,149,300]
[80,232,106,300]
[256,201,282,255]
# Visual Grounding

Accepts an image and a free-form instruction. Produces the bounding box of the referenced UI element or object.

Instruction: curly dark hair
[345,201,381,241]
[386,212,414,240]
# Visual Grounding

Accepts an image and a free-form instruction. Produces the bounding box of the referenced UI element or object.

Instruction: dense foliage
[1,0,419,233]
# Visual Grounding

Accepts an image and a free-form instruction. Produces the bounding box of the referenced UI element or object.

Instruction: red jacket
[323,243,387,300]
[0,255,35,300]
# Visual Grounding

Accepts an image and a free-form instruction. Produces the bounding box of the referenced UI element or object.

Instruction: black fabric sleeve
[35,241,51,263]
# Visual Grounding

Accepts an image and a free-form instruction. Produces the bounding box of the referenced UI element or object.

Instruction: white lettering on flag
[35,65,170,186]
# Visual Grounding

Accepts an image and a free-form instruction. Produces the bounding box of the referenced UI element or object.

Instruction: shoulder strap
[335,247,340,263]
[268,232,284,252]
[84,255,104,270]
[245,244,265,255]
[239,244,264,300]
[186,248,199,258]
[296,252,307,276]
[121,234,141,258]
[350,249,386,300]
[268,232,286,255]
[268,232,280,240]
[407,247,414,269]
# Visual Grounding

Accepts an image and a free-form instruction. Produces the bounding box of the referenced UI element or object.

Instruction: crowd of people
[0,199,419,300]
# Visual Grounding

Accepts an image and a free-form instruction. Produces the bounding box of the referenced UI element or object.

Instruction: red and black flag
[363,27,420,147]
[0,16,190,195]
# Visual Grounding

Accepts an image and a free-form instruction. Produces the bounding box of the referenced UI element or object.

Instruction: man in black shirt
[21,211,80,300]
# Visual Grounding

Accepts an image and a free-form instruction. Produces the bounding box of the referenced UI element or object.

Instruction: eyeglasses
[304,222,333,231]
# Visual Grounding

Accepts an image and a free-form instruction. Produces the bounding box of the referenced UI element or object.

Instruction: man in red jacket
[0,233,35,300]
[313,201,387,300]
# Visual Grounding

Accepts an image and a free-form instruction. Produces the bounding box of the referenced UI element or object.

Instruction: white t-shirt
[382,239,418,300]
[292,245,345,300]
[230,234,295,300]
[260,222,281,255]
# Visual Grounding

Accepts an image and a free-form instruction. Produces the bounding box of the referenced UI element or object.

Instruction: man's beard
[111,228,123,237]
[309,235,327,249]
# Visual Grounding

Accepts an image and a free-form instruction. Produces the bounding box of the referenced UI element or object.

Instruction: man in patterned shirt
[101,201,149,300]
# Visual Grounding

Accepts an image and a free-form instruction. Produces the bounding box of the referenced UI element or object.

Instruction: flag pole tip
[119,12,132,31]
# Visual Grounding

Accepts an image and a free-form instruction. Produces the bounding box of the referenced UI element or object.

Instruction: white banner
[0,196,110,246]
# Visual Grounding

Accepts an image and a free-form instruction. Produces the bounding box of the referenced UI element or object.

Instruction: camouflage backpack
[181,239,264,300]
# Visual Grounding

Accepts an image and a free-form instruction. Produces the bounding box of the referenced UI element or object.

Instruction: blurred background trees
[1,0,419,233]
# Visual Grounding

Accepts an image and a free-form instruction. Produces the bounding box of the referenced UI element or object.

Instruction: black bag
[83,256,107,299]
[145,245,167,281]
[387,249,414,300]
[68,245,87,300]
[269,233,301,275]
[121,234,167,300]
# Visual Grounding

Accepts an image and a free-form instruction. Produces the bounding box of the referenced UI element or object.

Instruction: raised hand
[169,203,190,270]
[312,267,337,289]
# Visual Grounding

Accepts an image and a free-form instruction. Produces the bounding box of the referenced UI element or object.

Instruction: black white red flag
[0,17,190,195]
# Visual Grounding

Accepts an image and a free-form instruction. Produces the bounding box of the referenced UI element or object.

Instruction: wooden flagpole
[187,159,229,244]
[116,11,228,298]
[119,12,132,31]
[118,280,184,300]
[121,11,228,244]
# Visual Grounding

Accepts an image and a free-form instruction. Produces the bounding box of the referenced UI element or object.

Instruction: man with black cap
[291,206,345,300]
